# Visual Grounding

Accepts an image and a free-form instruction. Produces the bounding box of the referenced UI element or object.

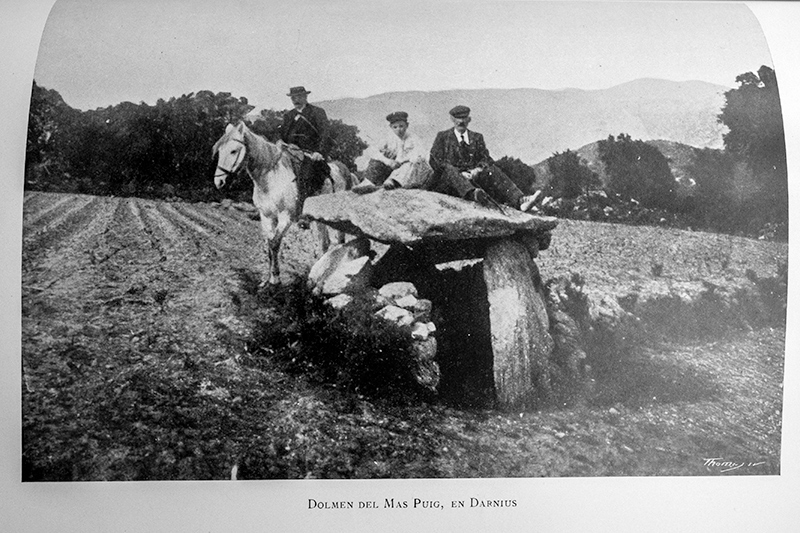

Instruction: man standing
[429,105,541,211]
[280,86,331,216]
[358,111,433,191]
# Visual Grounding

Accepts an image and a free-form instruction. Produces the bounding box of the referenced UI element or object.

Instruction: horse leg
[266,210,294,284]
[258,214,282,286]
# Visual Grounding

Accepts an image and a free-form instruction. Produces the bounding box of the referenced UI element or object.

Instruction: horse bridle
[214,137,247,180]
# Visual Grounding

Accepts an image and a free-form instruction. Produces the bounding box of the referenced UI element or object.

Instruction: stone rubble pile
[308,239,440,392]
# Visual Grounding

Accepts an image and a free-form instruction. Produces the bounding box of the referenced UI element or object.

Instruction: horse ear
[225,123,235,134]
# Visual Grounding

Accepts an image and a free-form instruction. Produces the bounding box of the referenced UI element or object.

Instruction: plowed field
[21,191,786,480]
[22,191,318,367]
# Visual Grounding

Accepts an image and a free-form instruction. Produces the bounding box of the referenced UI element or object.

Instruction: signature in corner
[703,457,766,473]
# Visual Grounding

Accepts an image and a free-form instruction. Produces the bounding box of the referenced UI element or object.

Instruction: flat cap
[386,111,409,123]
[449,105,471,118]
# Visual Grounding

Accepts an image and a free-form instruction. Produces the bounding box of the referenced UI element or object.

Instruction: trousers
[431,164,524,207]
[363,159,434,189]
[295,157,331,215]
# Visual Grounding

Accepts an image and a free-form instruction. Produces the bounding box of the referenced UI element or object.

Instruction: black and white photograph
[3,0,798,531]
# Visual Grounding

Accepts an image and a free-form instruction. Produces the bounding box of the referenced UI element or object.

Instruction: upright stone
[483,238,555,409]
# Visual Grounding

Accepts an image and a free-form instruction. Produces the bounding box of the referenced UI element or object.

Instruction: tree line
[26,66,786,239]
[25,85,367,202]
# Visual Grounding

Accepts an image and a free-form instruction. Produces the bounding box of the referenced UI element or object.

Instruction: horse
[212,121,353,285]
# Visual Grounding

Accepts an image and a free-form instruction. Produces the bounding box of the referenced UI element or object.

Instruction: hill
[317,79,729,166]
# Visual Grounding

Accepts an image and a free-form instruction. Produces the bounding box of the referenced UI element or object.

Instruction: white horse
[212,122,353,284]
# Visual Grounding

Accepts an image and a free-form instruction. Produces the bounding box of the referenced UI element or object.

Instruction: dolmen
[304,189,558,410]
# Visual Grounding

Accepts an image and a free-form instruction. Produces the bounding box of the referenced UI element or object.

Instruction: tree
[546,150,599,199]
[686,148,738,231]
[598,133,676,210]
[25,81,78,189]
[26,82,367,201]
[327,119,368,172]
[718,65,787,223]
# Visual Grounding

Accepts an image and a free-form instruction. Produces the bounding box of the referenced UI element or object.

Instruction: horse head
[212,122,247,189]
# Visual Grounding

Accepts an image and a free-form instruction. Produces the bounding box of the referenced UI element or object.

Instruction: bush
[546,149,600,199]
[598,133,677,210]
[249,281,428,400]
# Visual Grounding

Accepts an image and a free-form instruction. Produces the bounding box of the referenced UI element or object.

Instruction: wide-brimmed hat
[386,111,409,123]
[449,105,471,119]
[287,86,311,96]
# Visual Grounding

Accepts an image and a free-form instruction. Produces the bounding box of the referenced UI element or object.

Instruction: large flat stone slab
[303,189,557,245]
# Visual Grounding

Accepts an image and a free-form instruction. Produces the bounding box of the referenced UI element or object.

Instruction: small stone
[608,407,620,416]
[395,294,419,309]
[411,322,430,340]
[412,337,437,361]
[413,359,440,391]
[378,281,418,300]
[375,305,414,327]
[555,432,566,439]
[325,294,353,309]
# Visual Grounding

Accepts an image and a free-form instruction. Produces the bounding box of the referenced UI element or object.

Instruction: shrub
[249,281,428,400]
[546,149,600,199]
[598,133,677,210]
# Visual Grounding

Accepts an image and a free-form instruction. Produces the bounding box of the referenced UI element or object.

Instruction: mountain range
[317,78,729,167]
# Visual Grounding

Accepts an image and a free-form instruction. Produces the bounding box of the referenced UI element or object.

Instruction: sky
[33,0,774,112]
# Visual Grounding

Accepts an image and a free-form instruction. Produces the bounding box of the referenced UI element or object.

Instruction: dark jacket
[429,128,492,175]
[280,104,331,156]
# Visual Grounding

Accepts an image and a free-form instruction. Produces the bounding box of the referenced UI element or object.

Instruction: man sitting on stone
[355,111,433,192]
[429,105,542,211]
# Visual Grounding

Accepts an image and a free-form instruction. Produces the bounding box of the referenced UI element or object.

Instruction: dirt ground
[21,191,786,479]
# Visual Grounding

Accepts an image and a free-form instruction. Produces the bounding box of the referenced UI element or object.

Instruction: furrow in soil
[22,191,74,227]
[160,202,249,257]
[22,194,105,265]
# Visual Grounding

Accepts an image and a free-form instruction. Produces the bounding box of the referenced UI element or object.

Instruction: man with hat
[280,86,331,218]
[357,111,433,192]
[429,105,541,211]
